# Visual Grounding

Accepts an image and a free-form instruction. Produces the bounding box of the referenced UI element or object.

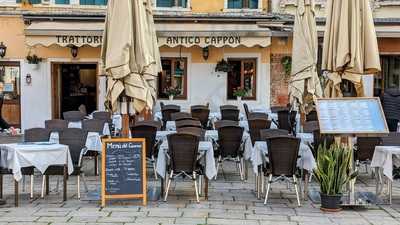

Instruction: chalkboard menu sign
[101,138,147,207]
[316,97,389,136]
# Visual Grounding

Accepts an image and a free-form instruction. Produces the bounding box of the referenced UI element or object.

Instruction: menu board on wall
[315,98,389,135]
[101,138,147,207]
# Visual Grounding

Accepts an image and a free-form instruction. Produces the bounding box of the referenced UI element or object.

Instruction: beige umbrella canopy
[101,0,161,113]
[289,0,323,113]
[322,0,381,97]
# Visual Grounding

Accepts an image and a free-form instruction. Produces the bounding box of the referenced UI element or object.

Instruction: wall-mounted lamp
[26,74,32,85]
[202,47,209,60]
[70,45,79,58]
[0,42,7,58]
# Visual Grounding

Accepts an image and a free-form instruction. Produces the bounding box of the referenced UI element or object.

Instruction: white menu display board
[316,98,389,135]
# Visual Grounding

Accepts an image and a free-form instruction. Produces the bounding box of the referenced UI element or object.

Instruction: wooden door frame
[51,61,99,119]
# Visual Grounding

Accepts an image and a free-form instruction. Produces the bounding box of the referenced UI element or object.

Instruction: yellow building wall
[160,45,270,64]
[0,16,27,59]
[191,0,268,12]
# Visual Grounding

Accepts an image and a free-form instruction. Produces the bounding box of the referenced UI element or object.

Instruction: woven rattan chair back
[167,133,199,173]
[217,126,244,158]
[267,136,300,176]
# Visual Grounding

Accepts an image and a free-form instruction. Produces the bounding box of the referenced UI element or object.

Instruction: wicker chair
[177,127,205,141]
[135,120,162,131]
[355,137,382,173]
[175,120,202,129]
[92,111,112,123]
[191,107,210,129]
[63,111,86,122]
[260,129,290,140]
[131,124,160,179]
[220,105,238,110]
[274,110,297,135]
[264,136,301,206]
[306,110,318,122]
[248,118,272,145]
[214,120,239,130]
[215,126,245,180]
[191,104,209,110]
[243,103,250,120]
[171,112,192,121]
[220,108,240,121]
[381,132,400,146]
[161,105,181,130]
[311,129,335,158]
[164,133,201,203]
[45,119,68,132]
[303,121,319,133]
[82,119,106,176]
[41,128,88,200]
[248,113,268,120]
[82,119,105,135]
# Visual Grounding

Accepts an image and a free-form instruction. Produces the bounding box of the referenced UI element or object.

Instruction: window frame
[224,0,262,12]
[154,0,191,11]
[226,57,257,101]
[157,57,188,100]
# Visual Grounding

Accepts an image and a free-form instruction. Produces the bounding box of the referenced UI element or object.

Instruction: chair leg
[194,173,200,203]
[0,175,3,199]
[77,175,80,200]
[215,156,221,180]
[14,180,18,207]
[152,157,158,180]
[81,173,89,193]
[41,176,45,198]
[94,155,98,176]
[198,175,202,196]
[264,174,273,205]
[164,171,173,202]
[261,174,265,194]
[293,175,301,207]
[237,158,244,181]
[30,175,34,199]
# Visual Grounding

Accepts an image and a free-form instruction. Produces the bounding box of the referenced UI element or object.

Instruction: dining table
[0,142,73,205]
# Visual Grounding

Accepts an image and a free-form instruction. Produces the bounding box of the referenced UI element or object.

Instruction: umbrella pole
[121,114,130,138]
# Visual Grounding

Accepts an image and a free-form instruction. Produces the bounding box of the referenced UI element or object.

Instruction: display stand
[315,97,389,207]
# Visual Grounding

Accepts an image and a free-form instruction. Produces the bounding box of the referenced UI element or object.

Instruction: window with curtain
[80,0,107,5]
[16,0,41,4]
[227,58,257,100]
[55,0,69,4]
[227,0,259,9]
[158,58,188,99]
[156,0,187,8]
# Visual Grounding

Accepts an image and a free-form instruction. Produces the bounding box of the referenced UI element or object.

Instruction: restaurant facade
[0,0,399,129]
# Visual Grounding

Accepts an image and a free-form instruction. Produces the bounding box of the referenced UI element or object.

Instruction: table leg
[375,167,380,197]
[204,177,209,200]
[160,178,164,198]
[14,180,18,207]
[63,165,67,202]
[244,159,248,181]
[0,174,3,199]
[389,178,393,205]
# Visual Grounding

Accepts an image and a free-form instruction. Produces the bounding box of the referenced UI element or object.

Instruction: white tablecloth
[250,141,316,175]
[297,133,314,145]
[371,146,400,181]
[156,131,176,141]
[269,113,301,133]
[156,141,217,179]
[49,132,102,152]
[0,143,74,181]
[154,111,245,122]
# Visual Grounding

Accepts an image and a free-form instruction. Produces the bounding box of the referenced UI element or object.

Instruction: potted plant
[26,54,43,70]
[165,86,181,101]
[314,143,357,212]
[233,87,248,101]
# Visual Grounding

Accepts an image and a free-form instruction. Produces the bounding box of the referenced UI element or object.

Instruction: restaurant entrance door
[51,63,98,119]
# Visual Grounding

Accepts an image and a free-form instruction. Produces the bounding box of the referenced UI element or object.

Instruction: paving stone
[175,217,207,224]
[96,216,136,223]
[207,218,260,225]
[0,216,40,222]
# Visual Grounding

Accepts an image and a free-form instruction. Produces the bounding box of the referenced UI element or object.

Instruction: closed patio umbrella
[289,0,323,113]
[322,0,381,97]
[101,0,161,115]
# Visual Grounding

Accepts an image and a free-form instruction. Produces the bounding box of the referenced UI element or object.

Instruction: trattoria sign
[56,35,103,46]
[158,35,271,48]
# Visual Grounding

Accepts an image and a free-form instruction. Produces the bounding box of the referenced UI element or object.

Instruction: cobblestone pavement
[0,160,399,225]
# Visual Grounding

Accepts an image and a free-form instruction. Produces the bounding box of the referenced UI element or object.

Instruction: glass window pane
[178,0,187,7]
[157,0,173,7]
[227,59,256,100]
[17,0,41,3]
[80,0,107,5]
[249,0,258,9]
[158,58,187,99]
[55,0,69,4]
[228,0,243,9]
